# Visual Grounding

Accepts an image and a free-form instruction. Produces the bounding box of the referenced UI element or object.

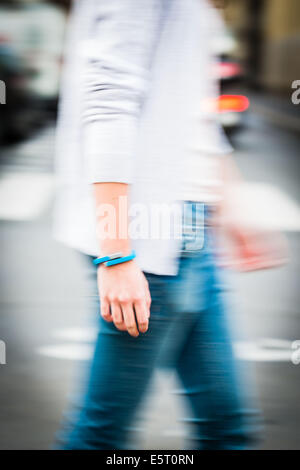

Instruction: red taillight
[217,95,249,113]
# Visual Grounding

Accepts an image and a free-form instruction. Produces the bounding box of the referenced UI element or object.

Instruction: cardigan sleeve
[81,0,163,184]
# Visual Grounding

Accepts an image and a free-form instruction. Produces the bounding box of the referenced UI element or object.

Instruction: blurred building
[224,0,300,93]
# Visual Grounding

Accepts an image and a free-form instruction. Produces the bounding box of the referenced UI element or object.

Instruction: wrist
[98,240,131,258]
[94,249,136,269]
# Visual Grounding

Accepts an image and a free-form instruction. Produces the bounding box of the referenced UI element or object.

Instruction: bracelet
[93,250,136,267]
[93,252,123,266]
[105,250,136,267]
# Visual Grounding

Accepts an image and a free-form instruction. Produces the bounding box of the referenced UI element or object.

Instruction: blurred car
[0,0,66,143]
[211,13,250,132]
[0,32,32,142]
[216,60,249,130]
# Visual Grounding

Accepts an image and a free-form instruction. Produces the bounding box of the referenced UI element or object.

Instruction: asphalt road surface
[0,108,300,450]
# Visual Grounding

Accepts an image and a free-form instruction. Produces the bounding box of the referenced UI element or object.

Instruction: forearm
[93,182,131,256]
[93,182,151,338]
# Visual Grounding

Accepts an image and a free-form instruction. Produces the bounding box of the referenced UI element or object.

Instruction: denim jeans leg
[58,272,173,450]
[173,258,260,449]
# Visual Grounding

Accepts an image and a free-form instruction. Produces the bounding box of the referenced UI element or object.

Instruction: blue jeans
[57,205,259,450]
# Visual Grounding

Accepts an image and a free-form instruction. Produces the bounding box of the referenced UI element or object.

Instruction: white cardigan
[54,0,231,275]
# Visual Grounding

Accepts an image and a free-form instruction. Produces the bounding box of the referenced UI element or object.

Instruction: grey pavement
[0,107,300,449]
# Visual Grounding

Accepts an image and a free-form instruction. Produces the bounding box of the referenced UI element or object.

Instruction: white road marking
[0,151,299,231]
[0,176,298,230]
[37,343,94,361]
[37,328,298,363]
[52,326,97,342]
[234,340,294,362]
[0,172,54,220]
[225,182,300,232]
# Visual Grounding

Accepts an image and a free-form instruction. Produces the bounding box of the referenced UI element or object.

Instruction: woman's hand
[217,157,288,272]
[225,225,288,272]
[97,260,151,337]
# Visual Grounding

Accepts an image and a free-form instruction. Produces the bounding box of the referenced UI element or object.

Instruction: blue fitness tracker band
[93,252,123,266]
[93,250,136,267]
[104,251,136,267]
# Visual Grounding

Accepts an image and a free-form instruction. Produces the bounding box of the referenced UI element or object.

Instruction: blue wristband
[93,252,123,266]
[105,250,136,267]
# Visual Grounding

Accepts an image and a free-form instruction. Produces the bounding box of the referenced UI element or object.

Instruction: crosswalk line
[37,327,299,363]
[0,172,54,220]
